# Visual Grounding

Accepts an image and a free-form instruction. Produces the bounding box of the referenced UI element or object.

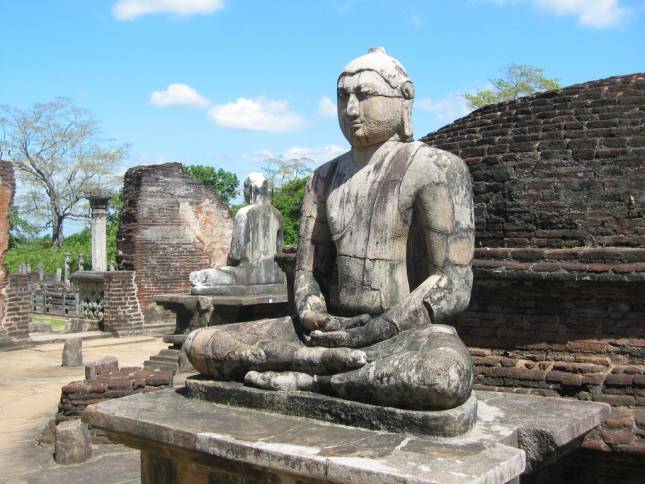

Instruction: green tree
[464,64,560,110]
[0,98,126,247]
[184,165,239,205]
[271,177,308,246]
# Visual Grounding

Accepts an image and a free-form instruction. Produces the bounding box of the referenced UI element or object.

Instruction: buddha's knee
[414,332,474,410]
[183,327,263,379]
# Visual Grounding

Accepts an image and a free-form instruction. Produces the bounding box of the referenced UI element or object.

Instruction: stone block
[62,338,83,367]
[54,420,92,464]
[85,356,118,379]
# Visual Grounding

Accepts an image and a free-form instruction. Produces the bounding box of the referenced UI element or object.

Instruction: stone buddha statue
[185,47,475,411]
[189,172,287,296]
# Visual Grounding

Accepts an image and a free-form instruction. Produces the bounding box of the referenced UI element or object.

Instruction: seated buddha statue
[189,172,287,296]
[184,48,475,411]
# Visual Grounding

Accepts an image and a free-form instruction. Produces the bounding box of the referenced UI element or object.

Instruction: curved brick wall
[422,73,644,249]
[117,163,234,333]
[423,76,645,481]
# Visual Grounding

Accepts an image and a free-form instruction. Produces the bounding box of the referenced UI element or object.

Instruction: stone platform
[84,388,609,483]
[185,378,478,437]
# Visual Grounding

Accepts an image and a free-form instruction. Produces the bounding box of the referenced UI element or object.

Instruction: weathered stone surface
[190,172,287,296]
[185,48,475,417]
[54,420,92,464]
[117,163,233,333]
[62,337,83,367]
[84,389,609,483]
[85,356,119,379]
[185,378,477,437]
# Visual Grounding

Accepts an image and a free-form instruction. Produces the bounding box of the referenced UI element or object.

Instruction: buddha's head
[243,172,269,204]
[337,47,415,149]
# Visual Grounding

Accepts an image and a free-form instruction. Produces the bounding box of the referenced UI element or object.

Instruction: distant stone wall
[0,161,20,339]
[117,163,234,334]
[423,74,645,482]
[103,271,144,336]
[422,73,644,249]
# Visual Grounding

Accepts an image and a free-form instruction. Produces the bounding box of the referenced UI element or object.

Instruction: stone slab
[185,378,478,437]
[85,389,609,483]
[191,282,288,296]
[155,292,288,307]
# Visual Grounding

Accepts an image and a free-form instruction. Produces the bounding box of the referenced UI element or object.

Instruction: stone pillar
[86,191,111,272]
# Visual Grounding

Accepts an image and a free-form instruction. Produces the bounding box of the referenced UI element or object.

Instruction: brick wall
[0,160,15,338]
[423,75,645,482]
[0,273,30,339]
[103,271,144,337]
[421,73,644,249]
[117,163,233,334]
[56,363,173,443]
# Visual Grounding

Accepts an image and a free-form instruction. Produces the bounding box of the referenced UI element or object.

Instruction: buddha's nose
[346,94,359,117]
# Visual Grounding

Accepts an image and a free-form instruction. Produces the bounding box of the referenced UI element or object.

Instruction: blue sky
[1,0,644,232]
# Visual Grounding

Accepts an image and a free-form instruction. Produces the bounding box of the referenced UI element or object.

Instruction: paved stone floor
[0,336,167,483]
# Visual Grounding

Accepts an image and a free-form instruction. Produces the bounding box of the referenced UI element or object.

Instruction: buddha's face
[337,70,405,148]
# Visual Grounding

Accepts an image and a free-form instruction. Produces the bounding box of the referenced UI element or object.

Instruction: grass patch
[31,315,68,331]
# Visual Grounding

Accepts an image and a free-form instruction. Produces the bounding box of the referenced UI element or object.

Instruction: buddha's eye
[337,89,349,100]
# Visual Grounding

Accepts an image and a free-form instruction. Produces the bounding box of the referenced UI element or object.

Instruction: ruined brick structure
[117,163,233,334]
[422,73,645,482]
[103,271,144,336]
[0,160,14,339]
[53,360,173,444]
[0,161,29,341]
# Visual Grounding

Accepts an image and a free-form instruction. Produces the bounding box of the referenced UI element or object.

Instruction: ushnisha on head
[243,172,270,204]
[337,47,415,148]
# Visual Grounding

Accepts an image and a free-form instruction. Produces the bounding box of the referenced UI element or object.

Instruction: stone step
[158,349,181,358]
[143,360,178,371]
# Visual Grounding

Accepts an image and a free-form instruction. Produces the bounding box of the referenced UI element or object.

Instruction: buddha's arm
[294,175,334,330]
[387,151,475,331]
[227,209,248,266]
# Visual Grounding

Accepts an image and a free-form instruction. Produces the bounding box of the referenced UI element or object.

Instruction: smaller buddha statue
[189,172,287,296]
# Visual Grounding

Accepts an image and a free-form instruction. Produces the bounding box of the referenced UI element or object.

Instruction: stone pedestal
[143,293,288,372]
[85,388,609,484]
[71,270,106,331]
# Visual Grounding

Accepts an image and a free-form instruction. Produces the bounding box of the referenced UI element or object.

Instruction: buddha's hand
[308,315,398,348]
[300,310,369,332]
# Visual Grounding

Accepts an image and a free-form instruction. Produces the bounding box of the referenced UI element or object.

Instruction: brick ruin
[117,163,233,334]
[0,160,29,341]
[422,73,644,482]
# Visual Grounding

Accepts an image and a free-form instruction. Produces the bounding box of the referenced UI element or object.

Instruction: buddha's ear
[401,98,414,141]
[400,80,415,141]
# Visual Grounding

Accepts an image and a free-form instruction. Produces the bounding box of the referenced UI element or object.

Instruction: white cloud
[316,96,337,118]
[485,0,628,28]
[282,145,345,162]
[417,92,471,125]
[113,0,224,20]
[208,98,304,132]
[149,83,210,107]
[535,0,628,28]
[242,145,346,163]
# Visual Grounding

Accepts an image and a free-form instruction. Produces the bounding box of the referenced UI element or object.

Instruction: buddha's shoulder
[403,142,470,187]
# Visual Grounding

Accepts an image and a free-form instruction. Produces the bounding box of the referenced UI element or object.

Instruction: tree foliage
[262,157,313,192]
[0,98,126,247]
[271,177,308,246]
[183,164,239,205]
[464,64,560,110]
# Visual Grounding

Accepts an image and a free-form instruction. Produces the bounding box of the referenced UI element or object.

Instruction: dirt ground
[0,335,167,483]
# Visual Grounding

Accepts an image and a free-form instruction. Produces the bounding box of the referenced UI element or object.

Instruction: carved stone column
[86,191,111,272]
